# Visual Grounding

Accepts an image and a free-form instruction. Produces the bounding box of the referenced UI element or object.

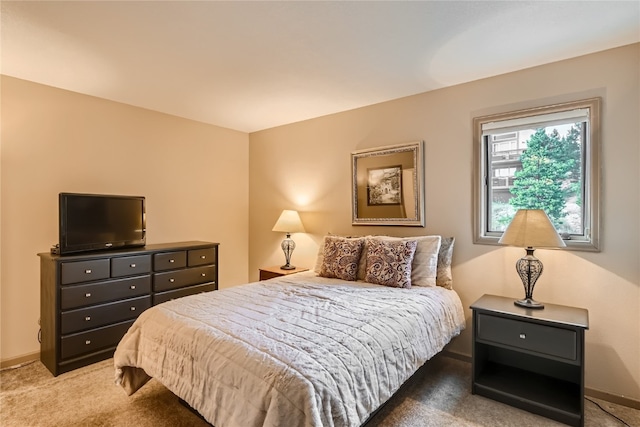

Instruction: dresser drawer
[60,320,134,360]
[61,275,151,309]
[154,251,187,271]
[477,313,577,360]
[61,296,151,334]
[153,282,217,305]
[153,265,216,292]
[61,259,110,285]
[111,255,151,278]
[188,248,216,266]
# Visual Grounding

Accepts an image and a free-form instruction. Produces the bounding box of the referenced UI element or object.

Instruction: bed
[114,235,465,427]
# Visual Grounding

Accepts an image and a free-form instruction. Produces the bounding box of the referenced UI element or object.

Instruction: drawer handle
[85,340,91,345]
[169,259,175,263]
[130,285,136,290]
[85,269,92,274]
[200,255,206,259]
[85,293,92,298]
[169,278,175,283]
[201,273,206,277]
[130,263,136,268]
[519,333,526,339]
[130,306,136,311]
[85,316,91,321]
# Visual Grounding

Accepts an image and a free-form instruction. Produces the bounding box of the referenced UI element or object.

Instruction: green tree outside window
[509,125,582,232]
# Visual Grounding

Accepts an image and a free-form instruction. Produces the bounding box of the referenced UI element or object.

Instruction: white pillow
[436,236,455,289]
[360,235,441,287]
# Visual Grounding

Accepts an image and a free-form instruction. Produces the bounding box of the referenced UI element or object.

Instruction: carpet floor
[1,354,638,427]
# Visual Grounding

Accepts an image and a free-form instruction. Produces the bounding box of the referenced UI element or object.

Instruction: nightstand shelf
[475,361,581,419]
[471,294,588,427]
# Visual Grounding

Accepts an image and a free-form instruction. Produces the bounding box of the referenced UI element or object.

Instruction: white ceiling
[2,1,639,133]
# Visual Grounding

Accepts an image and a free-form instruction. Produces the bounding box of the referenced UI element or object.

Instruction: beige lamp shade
[272,210,305,233]
[499,209,566,248]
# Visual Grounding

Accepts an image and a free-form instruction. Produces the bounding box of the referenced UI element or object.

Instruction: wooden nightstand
[471,294,589,427]
[259,265,309,281]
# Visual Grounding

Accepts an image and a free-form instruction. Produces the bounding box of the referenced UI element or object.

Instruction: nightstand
[471,294,589,427]
[259,265,309,281]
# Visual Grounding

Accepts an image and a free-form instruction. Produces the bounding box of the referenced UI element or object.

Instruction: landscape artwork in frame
[352,141,425,226]
[367,166,402,206]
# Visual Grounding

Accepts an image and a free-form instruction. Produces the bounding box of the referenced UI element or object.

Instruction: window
[473,98,601,251]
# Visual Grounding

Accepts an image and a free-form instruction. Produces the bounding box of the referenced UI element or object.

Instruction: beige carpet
[1,354,638,427]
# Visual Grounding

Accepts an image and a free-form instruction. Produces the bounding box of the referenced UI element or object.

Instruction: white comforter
[114,272,465,427]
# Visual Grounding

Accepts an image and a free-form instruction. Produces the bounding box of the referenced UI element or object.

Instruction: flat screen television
[58,193,146,255]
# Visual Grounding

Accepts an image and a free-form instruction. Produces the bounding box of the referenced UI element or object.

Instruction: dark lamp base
[514,298,545,309]
[280,265,296,270]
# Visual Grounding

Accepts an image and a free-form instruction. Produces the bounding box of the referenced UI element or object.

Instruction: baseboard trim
[441,350,640,410]
[585,387,640,410]
[0,351,39,370]
[442,350,471,363]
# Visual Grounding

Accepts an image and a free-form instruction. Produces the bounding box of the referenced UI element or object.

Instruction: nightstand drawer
[260,270,282,280]
[259,266,309,281]
[477,313,577,360]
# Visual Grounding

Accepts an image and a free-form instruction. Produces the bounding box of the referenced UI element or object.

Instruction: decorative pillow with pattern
[364,238,418,288]
[360,235,441,287]
[319,236,365,281]
[314,234,366,274]
[436,237,455,289]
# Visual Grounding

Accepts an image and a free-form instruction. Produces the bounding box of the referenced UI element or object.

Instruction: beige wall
[249,44,640,401]
[1,76,250,362]
[2,43,638,402]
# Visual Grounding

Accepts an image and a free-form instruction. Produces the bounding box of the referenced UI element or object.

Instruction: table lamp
[498,209,566,309]
[272,210,305,270]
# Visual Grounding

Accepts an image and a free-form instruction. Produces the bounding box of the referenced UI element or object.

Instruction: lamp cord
[585,396,632,426]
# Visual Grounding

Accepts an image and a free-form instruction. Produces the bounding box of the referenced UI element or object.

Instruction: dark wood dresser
[38,241,219,376]
[471,294,589,426]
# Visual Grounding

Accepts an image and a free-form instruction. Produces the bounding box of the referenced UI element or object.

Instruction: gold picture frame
[351,141,425,226]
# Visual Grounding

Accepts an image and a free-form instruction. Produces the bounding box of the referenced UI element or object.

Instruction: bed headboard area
[313,234,455,290]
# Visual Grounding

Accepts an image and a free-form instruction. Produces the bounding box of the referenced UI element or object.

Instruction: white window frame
[473,98,601,251]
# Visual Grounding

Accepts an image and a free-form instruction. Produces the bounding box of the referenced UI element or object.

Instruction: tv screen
[59,193,146,255]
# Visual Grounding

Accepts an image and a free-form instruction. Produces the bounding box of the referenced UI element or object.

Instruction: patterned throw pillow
[364,238,418,288]
[319,236,365,281]
[314,235,365,274]
[369,235,441,287]
[436,237,455,289]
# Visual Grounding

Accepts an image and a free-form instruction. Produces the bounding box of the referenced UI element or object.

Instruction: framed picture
[352,141,425,226]
[367,166,402,206]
